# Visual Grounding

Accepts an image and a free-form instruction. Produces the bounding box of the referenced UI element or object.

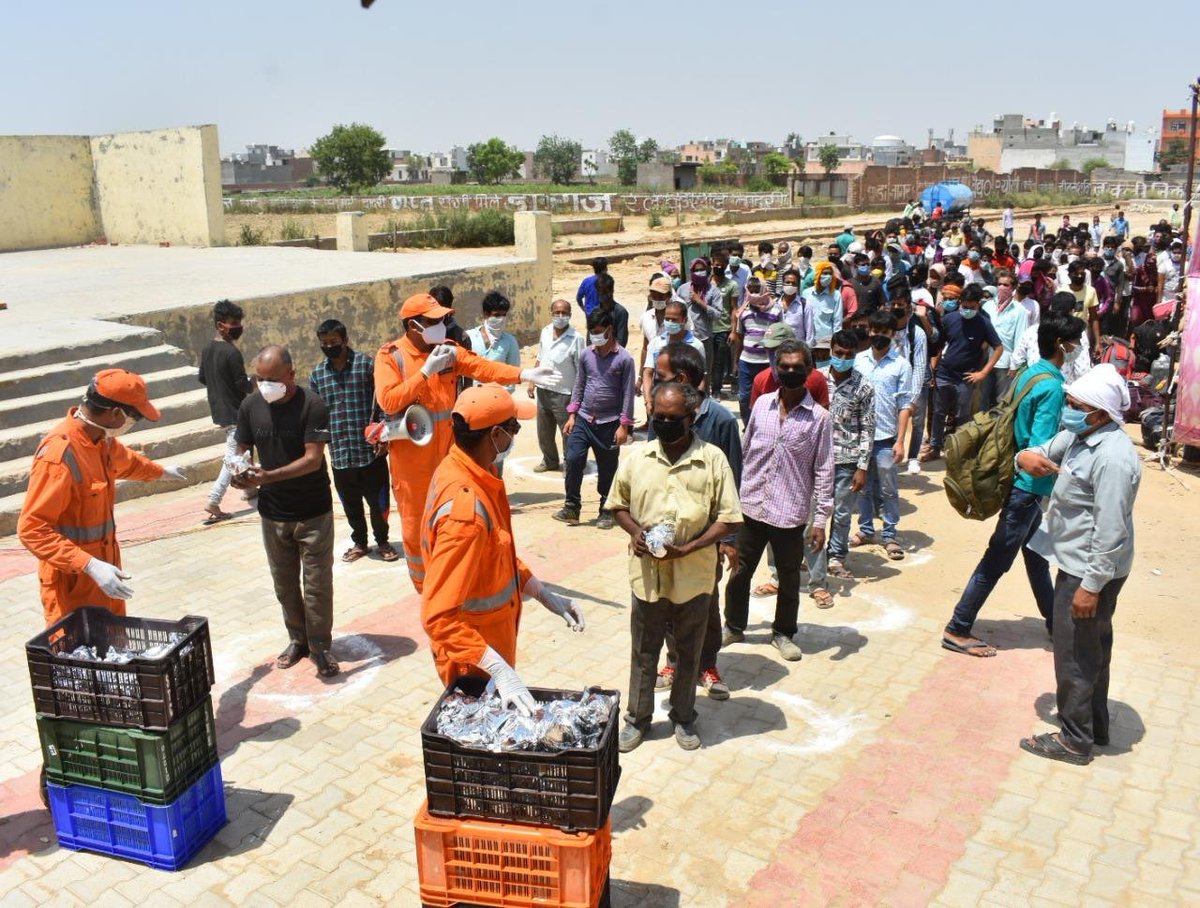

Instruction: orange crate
[415,800,610,908]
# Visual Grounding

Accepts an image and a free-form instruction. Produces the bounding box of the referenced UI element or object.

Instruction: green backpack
[943,371,1052,520]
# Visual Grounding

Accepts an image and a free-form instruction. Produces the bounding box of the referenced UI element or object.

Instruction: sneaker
[699,668,730,700]
[596,509,615,530]
[618,724,645,753]
[655,665,675,690]
[771,633,803,662]
[721,626,745,648]
[552,507,580,526]
[534,462,560,473]
[907,458,921,475]
[673,721,701,751]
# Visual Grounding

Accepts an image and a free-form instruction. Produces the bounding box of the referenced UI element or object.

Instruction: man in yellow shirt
[609,382,741,752]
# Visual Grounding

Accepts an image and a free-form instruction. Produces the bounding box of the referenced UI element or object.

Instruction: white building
[429,146,469,172]
[581,149,618,179]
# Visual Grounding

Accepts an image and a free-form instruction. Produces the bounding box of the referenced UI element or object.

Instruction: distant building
[221,144,298,186]
[804,135,869,166]
[637,162,700,192]
[678,139,734,164]
[869,135,917,167]
[1160,109,1200,164]
[581,149,618,180]
[386,150,429,184]
[968,112,1154,173]
[429,146,469,173]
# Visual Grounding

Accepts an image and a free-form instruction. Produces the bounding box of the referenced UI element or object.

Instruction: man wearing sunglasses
[19,369,185,626]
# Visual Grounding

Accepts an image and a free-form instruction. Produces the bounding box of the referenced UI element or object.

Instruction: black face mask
[870,335,893,352]
[321,344,345,360]
[853,326,870,344]
[777,368,809,390]
[652,417,689,444]
[226,325,244,341]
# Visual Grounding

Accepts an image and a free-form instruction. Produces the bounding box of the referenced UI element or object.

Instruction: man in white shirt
[529,299,585,473]
[1011,293,1091,384]
[1002,205,1015,243]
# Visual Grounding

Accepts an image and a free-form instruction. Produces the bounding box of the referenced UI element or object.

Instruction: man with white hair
[1016,364,1141,765]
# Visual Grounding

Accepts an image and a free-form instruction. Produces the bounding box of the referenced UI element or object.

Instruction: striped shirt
[818,367,876,469]
[739,391,834,529]
[736,303,783,365]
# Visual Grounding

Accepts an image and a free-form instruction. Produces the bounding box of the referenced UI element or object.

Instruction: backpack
[943,371,1053,521]
[1100,336,1136,379]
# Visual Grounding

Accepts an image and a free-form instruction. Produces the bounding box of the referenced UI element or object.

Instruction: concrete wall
[91,125,225,247]
[555,216,623,235]
[0,135,100,251]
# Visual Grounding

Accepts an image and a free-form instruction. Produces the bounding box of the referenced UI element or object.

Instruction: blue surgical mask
[1062,406,1091,434]
[664,321,683,335]
[943,300,959,313]
[729,255,741,267]
[961,307,978,320]
[857,265,870,276]
[830,356,856,373]
[814,358,831,370]
[819,274,833,289]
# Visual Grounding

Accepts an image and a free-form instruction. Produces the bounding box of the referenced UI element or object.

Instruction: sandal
[941,636,996,658]
[918,445,941,463]
[311,649,341,679]
[752,581,779,597]
[376,543,401,562]
[849,532,872,548]
[1019,733,1091,765]
[810,589,835,609]
[202,509,233,526]
[885,542,905,561]
[827,560,854,580]
[342,545,369,563]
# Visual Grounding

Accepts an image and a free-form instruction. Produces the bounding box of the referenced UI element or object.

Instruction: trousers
[627,592,710,729]
[931,378,975,451]
[260,511,335,650]
[535,388,571,468]
[332,455,391,548]
[563,418,619,512]
[724,515,806,638]
[857,438,900,543]
[207,426,238,507]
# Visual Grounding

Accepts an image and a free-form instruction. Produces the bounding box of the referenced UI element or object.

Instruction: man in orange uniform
[421,386,584,713]
[18,369,185,626]
[375,293,559,590]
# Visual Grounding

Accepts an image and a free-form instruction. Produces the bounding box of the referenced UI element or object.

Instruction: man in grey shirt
[1016,364,1141,765]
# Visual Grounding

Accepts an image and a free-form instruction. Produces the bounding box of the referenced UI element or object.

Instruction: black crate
[27,608,215,731]
[421,677,620,833]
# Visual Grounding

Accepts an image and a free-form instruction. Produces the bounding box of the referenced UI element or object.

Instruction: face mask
[870,335,893,352]
[79,409,134,439]
[258,380,288,404]
[1103,249,1115,260]
[760,255,772,267]
[485,316,507,332]
[997,287,1014,306]
[729,256,741,268]
[492,427,513,464]
[1062,406,1092,435]
[651,416,689,444]
[320,344,344,361]
[652,298,668,310]
[943,300,959,312]
[960,308,978,320]
[814,358,831,370]
[421,321,447,345]
[589,331,610,346]
[776,368,809,390]
[693,270,708,279]
[664,321,683,335]
[712,267,726,280]
[224,325,244,341]
[830,355,856,373]
[969,252,981,262]
[819,274,833,289]
[857,265,870,276]
[1062,344,1082,364]
[782,285,799,297]
[551,315,570,330]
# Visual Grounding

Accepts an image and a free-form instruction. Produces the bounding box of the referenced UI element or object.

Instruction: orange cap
[452,385,536,430]
[399,292,453,321]
[92,368,161,421]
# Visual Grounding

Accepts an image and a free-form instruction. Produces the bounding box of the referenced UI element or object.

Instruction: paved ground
[0,401,1197,907]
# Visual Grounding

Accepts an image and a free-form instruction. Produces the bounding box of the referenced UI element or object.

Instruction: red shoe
[699,667,730,700]
[655,664,675,690]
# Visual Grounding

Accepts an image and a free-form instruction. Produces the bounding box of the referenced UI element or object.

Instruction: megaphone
[364,404,435,446]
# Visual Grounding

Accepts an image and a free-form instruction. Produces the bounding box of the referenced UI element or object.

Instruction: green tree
[1160,139,1189,167]
[818,143,841,176]
[1081,157,1110,177]
[533,135,582,184]
[466,138,525,185]
[1050,158,1073,170]
[609,129,659,185]
[308,122,392,193]
[763,152,792,178]
[699,161,738,186]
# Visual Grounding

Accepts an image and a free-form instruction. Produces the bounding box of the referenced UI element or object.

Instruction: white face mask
[421,321,447,345]
[78,409,133,438]
[589,332,610,347]
[485,316,507,332]
[652,299,668,311]
[1062,344,1082,365]
[258,380,287,404]
[551,315,570,330]
[782,285,799,297]
[492,427,513,465]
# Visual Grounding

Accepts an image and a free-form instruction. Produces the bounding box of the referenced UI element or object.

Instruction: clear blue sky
[6,1,1199,156]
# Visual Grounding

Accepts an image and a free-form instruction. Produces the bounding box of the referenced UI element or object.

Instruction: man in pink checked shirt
[722,338,835,662]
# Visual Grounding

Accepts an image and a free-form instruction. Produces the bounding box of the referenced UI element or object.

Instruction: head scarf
[1066,363,1130,425]
[940,284,962,301]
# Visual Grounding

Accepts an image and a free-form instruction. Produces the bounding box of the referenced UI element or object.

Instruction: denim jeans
[738,359,769,425]
[207,425,239,507]
[827,464,860,561]
[945,487,1054,637]
[907,383,929,460]
[563,417,619,513]
[931,378,975,451]
[856,438,900,542]
[710,331,732,398]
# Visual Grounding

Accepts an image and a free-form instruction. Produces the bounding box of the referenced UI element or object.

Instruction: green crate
[38,696,218,804]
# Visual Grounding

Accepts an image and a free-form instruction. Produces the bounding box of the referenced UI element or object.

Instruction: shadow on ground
[545,580,626,611]
[1034,693,1146,756]
[610,795,654,834]
[973,616,1053,653]
[798,622,869,661]
[610,879,681,907]
[0,808,54,864]
[195,785,295,866]
[697,694,787,746]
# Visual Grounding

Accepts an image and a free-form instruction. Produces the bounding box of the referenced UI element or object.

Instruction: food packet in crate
[643,522,676,558]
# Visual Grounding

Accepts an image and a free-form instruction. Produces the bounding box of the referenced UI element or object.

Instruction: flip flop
[810,589,835,609]
[1020,733,1092,765]
[376,544,401,563]
[941,637,997,657]
[827,561,854,580]
[202,509,232,526]
[752,582,779,596]
[342,546,369,563]
[849,532,872,548]
[885,542,906,561]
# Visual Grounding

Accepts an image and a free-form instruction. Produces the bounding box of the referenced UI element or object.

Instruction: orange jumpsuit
[374,336,522,590]
[18,410,163,626]
[421,444,532,685]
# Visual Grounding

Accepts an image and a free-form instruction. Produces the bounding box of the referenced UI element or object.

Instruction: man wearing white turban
[1014,363,1141,765]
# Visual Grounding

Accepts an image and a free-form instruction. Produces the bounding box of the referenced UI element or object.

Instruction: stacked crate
[27,607,224,871]
[416,677,621,908]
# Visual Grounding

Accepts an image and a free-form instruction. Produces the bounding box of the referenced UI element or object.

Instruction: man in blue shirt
[310,319,398,565]
[575,257,608,317]
[852,310,912,561]
[942,314,1086,657]
[927,284,1003,458]
[1109,211,1129,241]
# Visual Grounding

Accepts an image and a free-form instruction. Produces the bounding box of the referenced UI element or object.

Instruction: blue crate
[47,761,225,871]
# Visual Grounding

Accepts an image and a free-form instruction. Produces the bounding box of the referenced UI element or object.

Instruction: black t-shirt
[198,340,251,427]
[851,276,884,315]
[235,388,333,522]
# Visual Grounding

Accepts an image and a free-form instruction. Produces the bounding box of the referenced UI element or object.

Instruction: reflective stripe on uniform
[405,552,425,581]
[460,575,518,613]
[55,517,116,543]
[61,448,84,484]
[427,498,493,534]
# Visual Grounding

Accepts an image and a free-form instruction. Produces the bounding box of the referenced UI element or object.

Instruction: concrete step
[0,388,213,465]
[0,365,202,428]
[0,344,192,402]
[0,324,166,373]
[0,444,224,537]
[0,418,227,500]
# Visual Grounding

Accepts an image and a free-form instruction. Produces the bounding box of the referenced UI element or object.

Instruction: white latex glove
[421,344,457,378]
[521,366,563,388]
[477,646,537,716]
[523,577,585,632]
[161,465,186,482]
[84,558,134,600]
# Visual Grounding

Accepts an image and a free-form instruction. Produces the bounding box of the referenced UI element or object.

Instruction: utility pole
[1183,77,1199,253]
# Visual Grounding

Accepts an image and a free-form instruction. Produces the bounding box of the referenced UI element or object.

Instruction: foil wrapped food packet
[644,522,676,558]
[65,632,186,664]
[436,686,616,753]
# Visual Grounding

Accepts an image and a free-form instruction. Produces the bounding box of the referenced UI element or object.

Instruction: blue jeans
[563,417,620,513]
[931,378,975,452]
[826,464,860,561]
[945,487,1054,636]
[856,438,900,543]
[907,383,929,460]
[738,359,769,426]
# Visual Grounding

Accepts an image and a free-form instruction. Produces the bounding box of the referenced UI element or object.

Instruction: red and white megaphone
[364,403,435,446]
